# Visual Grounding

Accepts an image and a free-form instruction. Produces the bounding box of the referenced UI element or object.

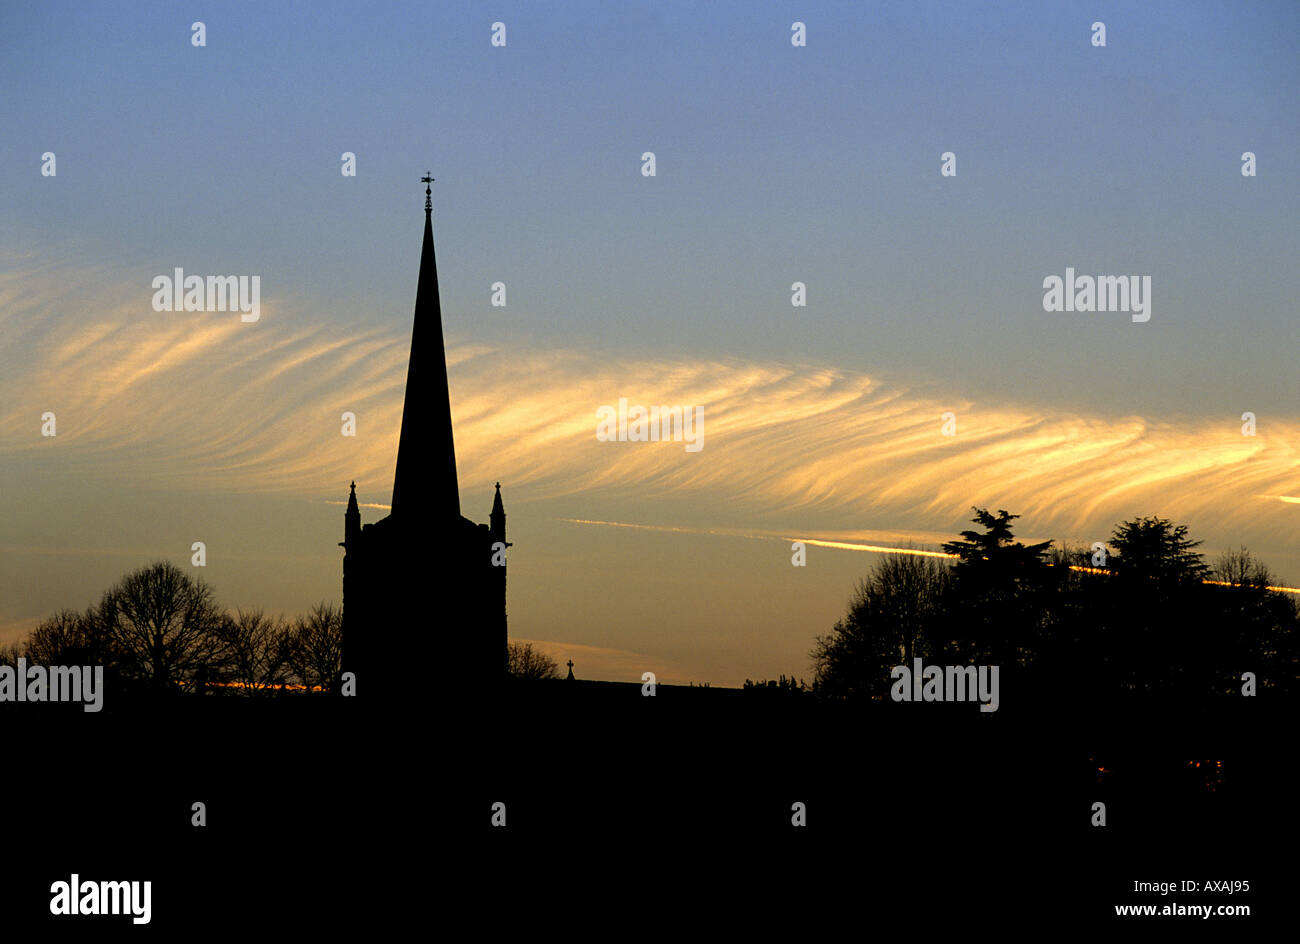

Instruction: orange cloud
[3,256,1296,581]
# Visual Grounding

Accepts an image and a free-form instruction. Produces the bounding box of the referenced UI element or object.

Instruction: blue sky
[1,1,1297,683]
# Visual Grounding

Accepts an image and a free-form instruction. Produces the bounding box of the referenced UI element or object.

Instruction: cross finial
[421,172,433,213]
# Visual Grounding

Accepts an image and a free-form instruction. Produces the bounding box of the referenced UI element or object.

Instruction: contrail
[557,517,955,557]
[557,517,1300,592]
[787,538,955,559]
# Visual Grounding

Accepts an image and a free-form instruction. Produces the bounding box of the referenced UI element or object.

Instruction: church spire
[391,174,460,521]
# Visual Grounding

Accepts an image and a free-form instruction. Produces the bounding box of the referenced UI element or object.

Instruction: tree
[0,640,21,667]
[214,609,290,696]
[99,561,226,694]
[938,508,1052,668]
[23,608,111,666]
[1213,546,1273,589]
[742,675,810,697]
[1208,547,1298,696]
[506,641,560,680]
[1034,544,1111,699]
[942,508,1052,582]
[1107,516,1209,585]
[285,603,343,694]
[1100,517,1211,694]
[811,551,951,701]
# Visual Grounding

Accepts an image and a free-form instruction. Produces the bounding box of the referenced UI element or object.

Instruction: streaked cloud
[3,255,1296,583]
[0,252,407,495]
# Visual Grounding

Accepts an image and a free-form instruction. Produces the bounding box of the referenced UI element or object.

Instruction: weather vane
[422,172,433,211]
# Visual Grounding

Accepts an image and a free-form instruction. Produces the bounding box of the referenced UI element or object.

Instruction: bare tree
[214,609,290,696]
[23,608,111,666]
[285,603,343,694]
[507,641,560,680]
[0,639,22,667]
[1213,546,1274,588]
[99,560,226,694]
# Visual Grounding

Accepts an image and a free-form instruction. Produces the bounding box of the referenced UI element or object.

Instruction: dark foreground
[5,680,1292,932]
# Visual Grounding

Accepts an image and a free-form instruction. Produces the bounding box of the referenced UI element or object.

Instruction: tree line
[1,560,342,697]
[812,509,1299,704]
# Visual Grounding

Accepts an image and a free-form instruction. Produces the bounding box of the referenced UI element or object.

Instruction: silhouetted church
[339,177,508,694]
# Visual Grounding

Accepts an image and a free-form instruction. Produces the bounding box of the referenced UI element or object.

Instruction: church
[339,177,508,696]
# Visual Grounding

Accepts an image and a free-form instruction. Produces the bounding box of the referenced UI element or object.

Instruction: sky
[1,1,1297,685]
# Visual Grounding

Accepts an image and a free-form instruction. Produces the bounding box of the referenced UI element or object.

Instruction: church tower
[339,178,509,698]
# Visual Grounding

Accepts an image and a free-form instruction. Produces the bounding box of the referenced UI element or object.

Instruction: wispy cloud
[0,252,407,495]
[448,348,1296,574]
[3,254,1296,579]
